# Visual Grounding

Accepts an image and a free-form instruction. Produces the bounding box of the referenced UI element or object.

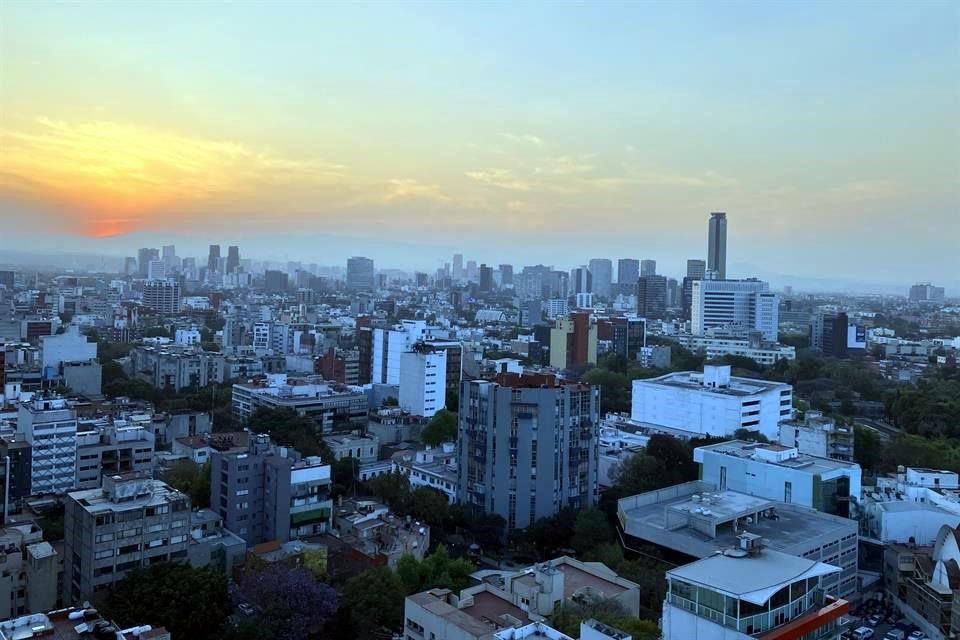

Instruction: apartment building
[399,345,447,418]
[127,344,224,391]
[0,524,58,620]
[394,444,458,503]
[63,473,191,603]
[777,411,854,461]
[17,396,78,495]
[459,373,600,530]
[75,420,155,490]
[232,374,367,433]
[673,332,796,365]
[209,434,332,545]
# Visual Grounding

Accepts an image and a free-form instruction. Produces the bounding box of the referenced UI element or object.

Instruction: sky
[1,1,958,286]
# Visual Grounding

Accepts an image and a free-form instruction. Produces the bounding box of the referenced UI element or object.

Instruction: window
[720,466,727,491]
[784,481,792,504]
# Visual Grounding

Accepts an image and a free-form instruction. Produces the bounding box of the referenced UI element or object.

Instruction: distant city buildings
[909,282,945,303]
[588,258,612,298]
[549,311,597,369]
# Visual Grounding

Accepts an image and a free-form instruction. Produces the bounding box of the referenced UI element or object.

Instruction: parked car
[884,630,905,640]
[868,614,883,626]
[908,632,925,640]
[853,627,875,640]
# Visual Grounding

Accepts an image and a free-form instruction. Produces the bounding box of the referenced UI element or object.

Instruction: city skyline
[1,1,958,285]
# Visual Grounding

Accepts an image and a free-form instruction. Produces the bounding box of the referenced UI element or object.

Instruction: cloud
[379,179,451,204]
[0,117,354,235]
[821,179,896,203]
[503,133,544,146]
[464,168,533,191]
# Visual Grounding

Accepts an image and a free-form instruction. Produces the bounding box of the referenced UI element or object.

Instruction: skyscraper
[617,259,639,285]
[571,266,592,294]
[346,256,375,291]
[452,253,464,279]
[137,248,158,277]
[498,264,514,286]
[707,212,727,280]
[479,264,494,292]
[207,244,221,273]
[161,245,177,272]
[637,275,667,318]
[686,259,706,279]
[226,245,240,273]
[458,373,600,530]
[640,259,657,277]
[588,258,613,298]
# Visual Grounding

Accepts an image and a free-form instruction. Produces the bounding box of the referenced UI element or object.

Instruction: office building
[673,332,796,366]
[263,269,289,294]
[142,280,181,314]
[571,266,592,295]
[686,259,706,279]
[123,257,137,277]
[17,396,78,495]
[210,434,332,545]
[207,244,221,273]
[40,325,97,372]
[146,259,166,280]
[616,258,639,293]
[707,211,727,280]
[136,247,158,278]
[662,541,848,640]
[479,264,494,292]
[459,373,600,529]
[809,311,861,358]
[346,256,375,292]
[498,264,514,286]
[631,365,793,439]
[909,283,946,303]
[161,244,177,271]
[322,433,379,464]
[0,524,58,620]
[0,435,33,512]
[399,344,447,418]
[226,245,240,273]
[691,279,779,341]
[639,345,671,369]
[694,440,861,517]
[636,275,667,318]
[618,480,859,600]
[640,259,656,277]
[588,259,613,298]
[232,374,367,433]
[63,473,190,603]
[549,311,597,369]
[610,316,646,361]
[452,253,464,279]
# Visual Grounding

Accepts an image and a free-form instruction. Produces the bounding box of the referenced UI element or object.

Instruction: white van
[853,628,875,640]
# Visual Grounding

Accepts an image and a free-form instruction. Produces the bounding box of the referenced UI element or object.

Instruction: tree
[342,566,405,637]
[247,407,322,456]
[582,368,631,414]
[330,457,360,499]
[97,564,230,640]
[235,565,337,640]
[396,545,473,595]
[421,410,457,446]
[368,471,412,512]
[164,459,212,508]
[571,508,613,556]
[407,486,450,527]
[854,425,883,473]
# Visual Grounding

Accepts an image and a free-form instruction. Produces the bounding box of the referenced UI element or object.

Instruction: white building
[673,333,796,365]
[398,346,447,418]
[860,468,960,546]
[778,411,854,461]
[40,325,97,371]
[691,279,779,341]
[545,298,569,319]
[695,440,862,518]
[146,259,166,280]
[175,328,202,346]
[631,365,793,440]
[17,397,78,495]
[372,320,432,385]
[662,541,848,640]
[394,444,458,503]
[252,322,271,355]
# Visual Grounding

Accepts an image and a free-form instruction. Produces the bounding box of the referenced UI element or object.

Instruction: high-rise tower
[707,212,727,280]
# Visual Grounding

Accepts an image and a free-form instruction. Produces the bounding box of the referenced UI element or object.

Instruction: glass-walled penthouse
[663,544,848,640]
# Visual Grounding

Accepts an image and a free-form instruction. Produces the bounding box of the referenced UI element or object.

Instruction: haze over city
[2,1,958,288]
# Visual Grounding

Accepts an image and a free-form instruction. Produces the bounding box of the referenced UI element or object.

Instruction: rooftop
[695,440,860,475]
[636,368,789,397]
[409,587,530,638]
[618,481,857,559]
[667,548,840,604]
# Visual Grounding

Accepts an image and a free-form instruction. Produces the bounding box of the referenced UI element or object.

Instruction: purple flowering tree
[235,564,338,640]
